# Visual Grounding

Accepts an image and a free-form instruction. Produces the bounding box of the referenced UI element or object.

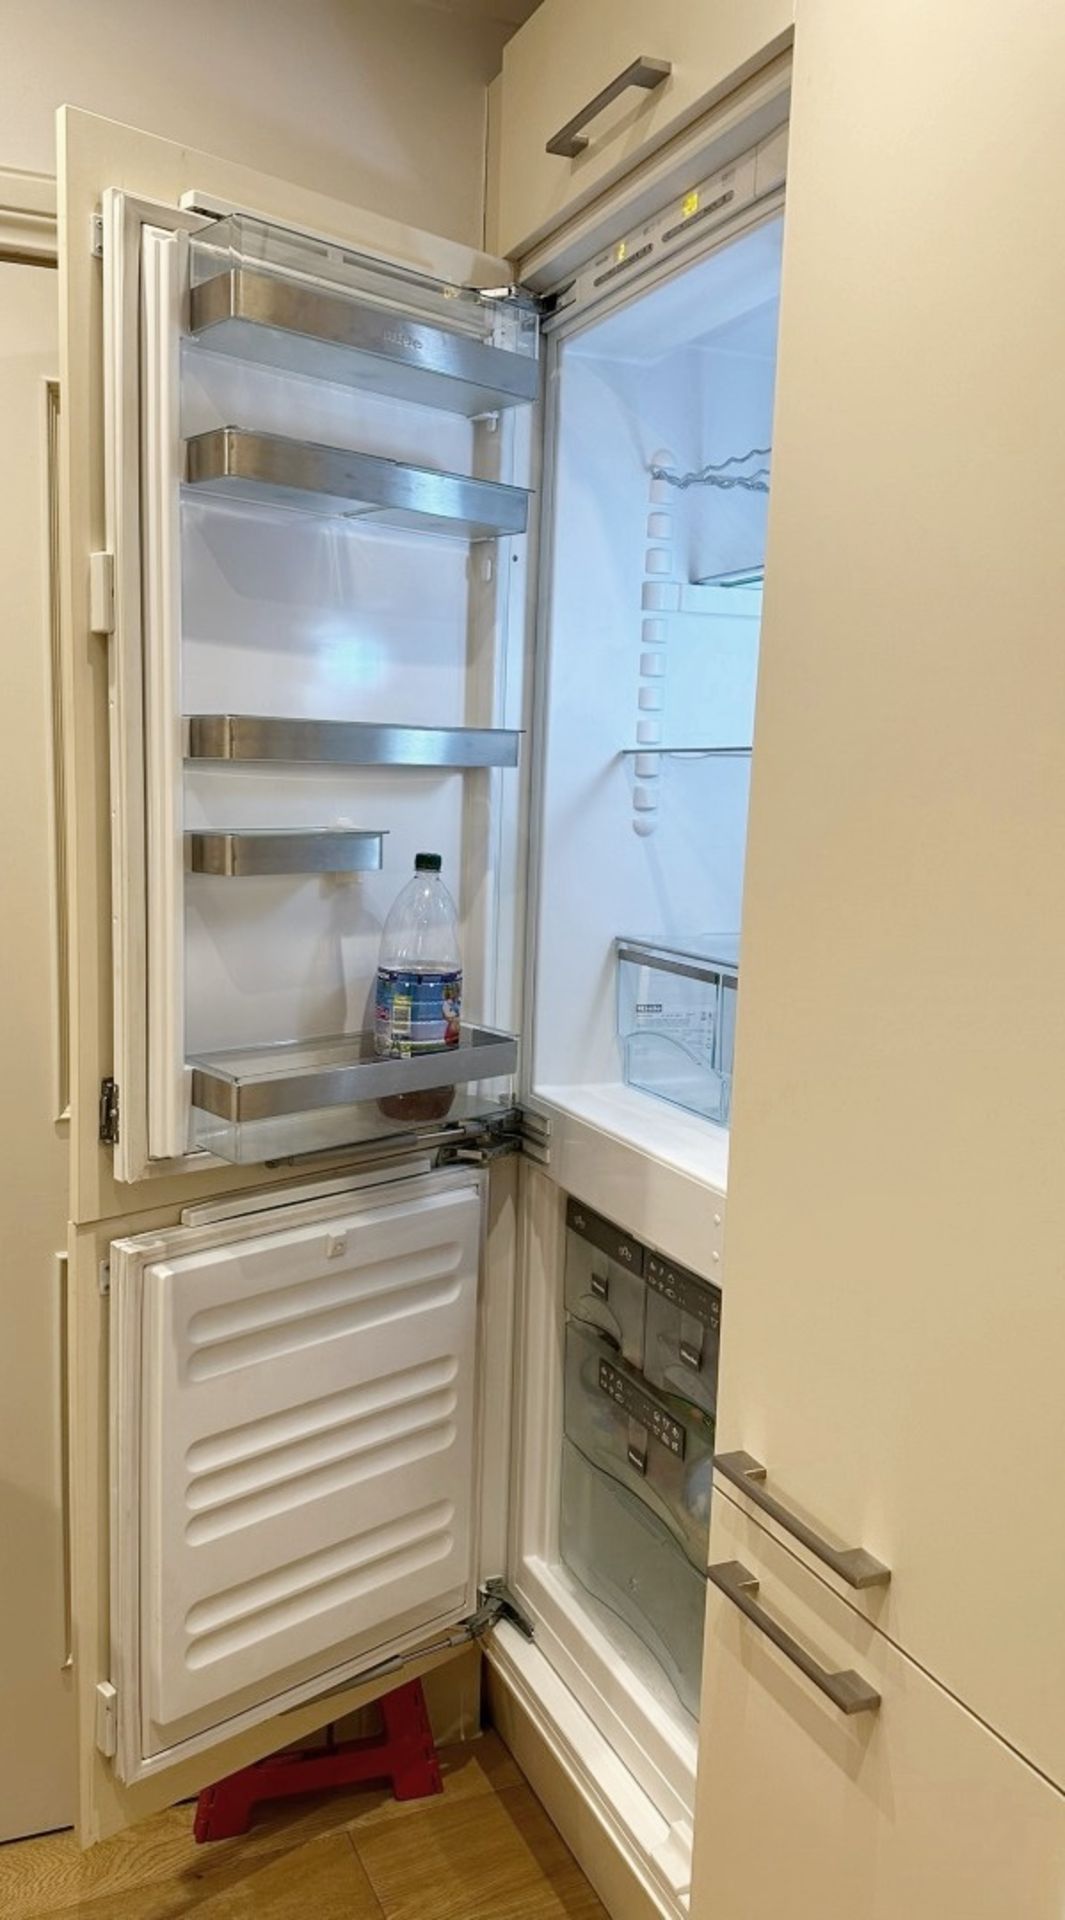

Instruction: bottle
[375,853,462,1120]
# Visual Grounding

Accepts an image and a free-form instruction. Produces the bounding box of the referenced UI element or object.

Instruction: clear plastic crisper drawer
[564,1196,647,1369]
[564,1323,714,1569]
[559,1440,705,1718]
[616,935,739,1126]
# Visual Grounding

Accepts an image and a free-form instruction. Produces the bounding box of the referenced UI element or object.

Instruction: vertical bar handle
[708,1560,881,1715]
[546,57,672,159]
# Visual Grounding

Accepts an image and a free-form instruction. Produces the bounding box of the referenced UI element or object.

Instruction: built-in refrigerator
[68,101,785,1918]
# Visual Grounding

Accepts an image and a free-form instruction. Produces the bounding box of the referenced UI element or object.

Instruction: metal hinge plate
[90,211,104,259]
[439,1106,550,1169]
[465,1577,535,1642]
[99,1077,119,1146]
[95,1681,117,1757]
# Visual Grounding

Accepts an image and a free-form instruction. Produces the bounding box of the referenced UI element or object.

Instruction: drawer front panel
[693,1490,1065,1919]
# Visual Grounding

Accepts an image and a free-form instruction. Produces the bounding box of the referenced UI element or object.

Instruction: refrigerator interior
[532,215,783,1166]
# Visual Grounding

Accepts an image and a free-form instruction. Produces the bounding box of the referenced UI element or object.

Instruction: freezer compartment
[188,213,538,419]
[185,715,521,771]
[564,1322,714,1569]
[185,427,529,540]
[565,1197,721,1416]
[563,1196,647,1369]
[189,1028,518,1162]
[616,936,739,1126]
[643,1252,721,1418]
[559,1439,704,1718]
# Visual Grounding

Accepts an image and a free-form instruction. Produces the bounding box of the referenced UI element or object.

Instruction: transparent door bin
[188,213,539,417]
[564,1196,647,1369]
[559,1440,704,1719]
[616,936,739,1126]
[188,1027,517,1164]
[564,1322,714,1570]
[642,1253,721,1419]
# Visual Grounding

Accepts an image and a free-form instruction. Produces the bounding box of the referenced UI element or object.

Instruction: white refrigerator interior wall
[180,353,482,1056]
[534,217,780,1103]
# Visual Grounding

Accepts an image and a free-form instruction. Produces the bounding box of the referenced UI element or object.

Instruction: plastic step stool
[193,1678,443,1841]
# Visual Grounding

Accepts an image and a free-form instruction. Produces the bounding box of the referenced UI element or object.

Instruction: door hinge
[89,551,115,635]
[95,1680,118,1757]
[438,1106,550,1169]
[90,211,104,259]
[465,1578,535,1642]
[99,1077,120,1146]
[535,280,576,319]
[517,1104,551,1166]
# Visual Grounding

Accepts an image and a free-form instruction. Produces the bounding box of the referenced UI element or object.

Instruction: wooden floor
[0,1733,609,1920]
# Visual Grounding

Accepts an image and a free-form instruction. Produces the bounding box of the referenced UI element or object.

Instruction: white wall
[0,0,510,247]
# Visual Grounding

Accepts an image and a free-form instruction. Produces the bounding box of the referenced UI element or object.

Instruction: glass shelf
[188,264,539,418]
[185,715,521,771]
[184,829,385,876]
[619,746,751,758]
[185,428,530,540]
[690,565,764,588]
[189,1026,519,1162]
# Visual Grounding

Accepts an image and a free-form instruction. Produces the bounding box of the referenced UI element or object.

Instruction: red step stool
[193,1678,443,1842]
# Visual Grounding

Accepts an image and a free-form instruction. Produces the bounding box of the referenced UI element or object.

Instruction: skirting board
[485,1654,672,1920]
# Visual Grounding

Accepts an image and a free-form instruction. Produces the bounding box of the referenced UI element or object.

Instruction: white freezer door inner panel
[127,1182,481,1762]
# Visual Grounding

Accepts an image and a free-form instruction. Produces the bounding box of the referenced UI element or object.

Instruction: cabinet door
[714,0,1065,1785]
[692,1492,1065,1920]
[494,0,792,258]
[101,1171,484,1804]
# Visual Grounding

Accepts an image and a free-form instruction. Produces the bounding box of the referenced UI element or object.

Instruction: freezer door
[108,1169,484,1785]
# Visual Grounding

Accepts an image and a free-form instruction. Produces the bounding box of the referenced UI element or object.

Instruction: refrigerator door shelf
[185,715,521,771]
[185,427,530,539]
[184,829,384,876]
[188,1028,519,1162]
[188,265,539,418]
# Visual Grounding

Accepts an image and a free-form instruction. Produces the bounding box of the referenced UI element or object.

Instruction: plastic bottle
[374,853,462,1120]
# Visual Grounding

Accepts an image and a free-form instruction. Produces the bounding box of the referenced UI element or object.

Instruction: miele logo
[382,325,424,352]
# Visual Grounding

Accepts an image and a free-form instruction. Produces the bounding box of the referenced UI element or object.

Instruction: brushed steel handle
[708,1560,881,1715]
[714,1451,891,1590]
[546,56,672,159]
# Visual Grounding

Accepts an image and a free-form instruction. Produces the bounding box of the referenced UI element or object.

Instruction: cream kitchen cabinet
[493,0,792,258]
[711,0,1065,1791]
[693,1491,1065,1920]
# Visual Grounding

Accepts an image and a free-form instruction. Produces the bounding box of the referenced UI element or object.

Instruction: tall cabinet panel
[712,0,1065,1788]
[693,1494,1065,1919]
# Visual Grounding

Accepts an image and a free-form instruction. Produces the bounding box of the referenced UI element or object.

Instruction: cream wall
[0,0,511,247]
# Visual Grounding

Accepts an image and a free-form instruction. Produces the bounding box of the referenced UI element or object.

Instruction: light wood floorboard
[0,1734,608,1920]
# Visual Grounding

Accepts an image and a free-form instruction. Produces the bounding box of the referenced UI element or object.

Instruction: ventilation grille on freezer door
[123,1183,483,1762]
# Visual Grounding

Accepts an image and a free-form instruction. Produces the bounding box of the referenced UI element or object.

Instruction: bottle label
[375,968,462,1055]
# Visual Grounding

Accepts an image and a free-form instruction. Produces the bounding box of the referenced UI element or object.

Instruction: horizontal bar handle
[708,1560,881,1716]
[714,1451,891,1590]
[547,56,672,159]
